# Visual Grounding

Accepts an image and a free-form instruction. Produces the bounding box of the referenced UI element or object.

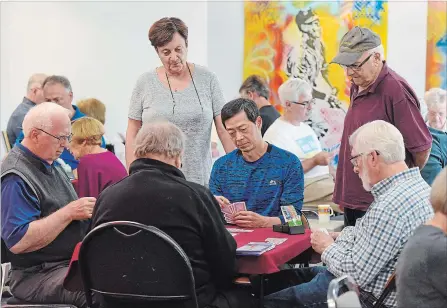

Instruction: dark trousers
[96,286,258,308]
[343,207,366,227]
[9,260,97,308]
[206,288,259,308]
[251,266,335,308]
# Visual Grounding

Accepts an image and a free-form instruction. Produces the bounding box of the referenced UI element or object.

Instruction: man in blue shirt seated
[1,102,99,307]
[15,75,105,171]
[209,98,304,228]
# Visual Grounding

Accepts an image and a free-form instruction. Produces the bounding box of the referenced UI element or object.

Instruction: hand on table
[233,211,271,228]
[311,230,334,255]
[214,195,230,208]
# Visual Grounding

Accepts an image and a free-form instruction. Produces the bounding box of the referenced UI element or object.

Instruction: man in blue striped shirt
[209,98,304,228]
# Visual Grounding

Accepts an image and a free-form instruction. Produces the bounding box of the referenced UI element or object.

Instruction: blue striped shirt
[209,144,304,223]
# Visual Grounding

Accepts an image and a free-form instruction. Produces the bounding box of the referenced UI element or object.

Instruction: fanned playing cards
[221,202,247,224]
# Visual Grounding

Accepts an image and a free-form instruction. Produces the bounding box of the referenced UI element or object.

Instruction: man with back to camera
[6,73,47,147]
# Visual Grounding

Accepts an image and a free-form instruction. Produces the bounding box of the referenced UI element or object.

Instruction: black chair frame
[78,221,198,308]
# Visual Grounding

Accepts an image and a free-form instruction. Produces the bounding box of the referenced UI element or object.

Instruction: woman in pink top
[69,117,127,198]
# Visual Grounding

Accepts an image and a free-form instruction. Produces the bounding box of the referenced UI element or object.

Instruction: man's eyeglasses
[35,128,72,143]
[342,53,373,71]
[350,150,380,167]
[290,99,316,106]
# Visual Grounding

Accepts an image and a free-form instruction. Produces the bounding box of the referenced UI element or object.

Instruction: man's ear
[175,156,182,169]
[256,116,263,130]
[370,150,380,166]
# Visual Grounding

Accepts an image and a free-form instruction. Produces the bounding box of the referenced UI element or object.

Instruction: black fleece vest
[1,146,88,269]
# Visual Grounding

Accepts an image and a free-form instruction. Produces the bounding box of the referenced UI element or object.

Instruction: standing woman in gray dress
[126,17,235,186]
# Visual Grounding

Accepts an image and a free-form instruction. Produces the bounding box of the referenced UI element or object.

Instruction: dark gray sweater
[396,225,447,308]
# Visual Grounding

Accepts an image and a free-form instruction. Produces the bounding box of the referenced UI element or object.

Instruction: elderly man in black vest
[1,102,96,307]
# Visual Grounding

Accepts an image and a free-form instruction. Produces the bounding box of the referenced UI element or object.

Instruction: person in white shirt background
[263,78,340,212]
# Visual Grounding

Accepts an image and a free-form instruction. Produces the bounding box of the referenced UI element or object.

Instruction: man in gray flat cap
[331,26,432,227]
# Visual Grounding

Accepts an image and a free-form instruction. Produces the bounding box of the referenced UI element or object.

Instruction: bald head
[22,102,72,164]
[23,102,70,137]
[26,73,47,104]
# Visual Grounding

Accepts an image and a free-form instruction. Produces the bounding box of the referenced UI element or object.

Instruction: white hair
[349,120,405,164]
[424,88,447,110]
[22,102,70,137]
[134,121,185,159]
[278,78,313,106]
[26,73,47,93]
[368,44,385,61]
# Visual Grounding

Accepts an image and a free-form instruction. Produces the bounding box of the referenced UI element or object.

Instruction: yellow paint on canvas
[426,1,447,90]
[243,0,388,107]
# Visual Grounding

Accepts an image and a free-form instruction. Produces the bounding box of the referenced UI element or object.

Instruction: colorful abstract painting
[426,1,447,90]
[243,1,388,148]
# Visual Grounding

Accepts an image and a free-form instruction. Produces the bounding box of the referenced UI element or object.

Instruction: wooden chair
[2,131,12,152]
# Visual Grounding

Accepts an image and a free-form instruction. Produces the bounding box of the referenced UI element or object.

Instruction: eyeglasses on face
[342,53,373,71]
[290,98,316,106]
[350,150,380,167]
[35,128,72,143]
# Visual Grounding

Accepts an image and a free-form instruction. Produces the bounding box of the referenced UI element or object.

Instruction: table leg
[259,274,264,308]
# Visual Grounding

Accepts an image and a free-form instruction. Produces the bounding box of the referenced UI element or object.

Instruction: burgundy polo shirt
[333,62,432,211]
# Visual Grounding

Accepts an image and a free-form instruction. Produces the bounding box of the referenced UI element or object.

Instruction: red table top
[231,227,311,275]
[63,227,312,290]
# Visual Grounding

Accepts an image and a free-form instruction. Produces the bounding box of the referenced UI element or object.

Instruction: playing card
[226,228,254,233]
[233,202,247,212]
[221,205,232,215]
[229,203,236,214]
[223,213,235,224]
[265,238,288,245]
[319,228,329,235]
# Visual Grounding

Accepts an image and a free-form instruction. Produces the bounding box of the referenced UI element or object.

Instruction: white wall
[207,0,429,101]
[0,1,208,136]
[0,0,431,138]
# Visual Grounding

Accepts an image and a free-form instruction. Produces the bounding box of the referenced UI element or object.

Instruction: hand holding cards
[221,202,247,224]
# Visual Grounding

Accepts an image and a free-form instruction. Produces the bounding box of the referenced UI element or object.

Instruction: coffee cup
[318,204,334,223]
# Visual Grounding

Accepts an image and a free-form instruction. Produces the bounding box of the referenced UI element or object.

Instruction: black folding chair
[78,221,198,308]
[1,240,76,307]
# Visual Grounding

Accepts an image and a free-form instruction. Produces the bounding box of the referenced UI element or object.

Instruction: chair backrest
[2,130,11,152]
[372,272,396,308]
[327,275,361,308]
[78,221,198,308]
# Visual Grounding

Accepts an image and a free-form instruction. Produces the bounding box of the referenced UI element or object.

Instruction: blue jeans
[262,266,335,308]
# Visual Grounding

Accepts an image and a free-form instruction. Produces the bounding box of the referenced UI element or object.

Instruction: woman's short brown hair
[148,17,188,49]
[77,98,106,124]
[71,117,105,146]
